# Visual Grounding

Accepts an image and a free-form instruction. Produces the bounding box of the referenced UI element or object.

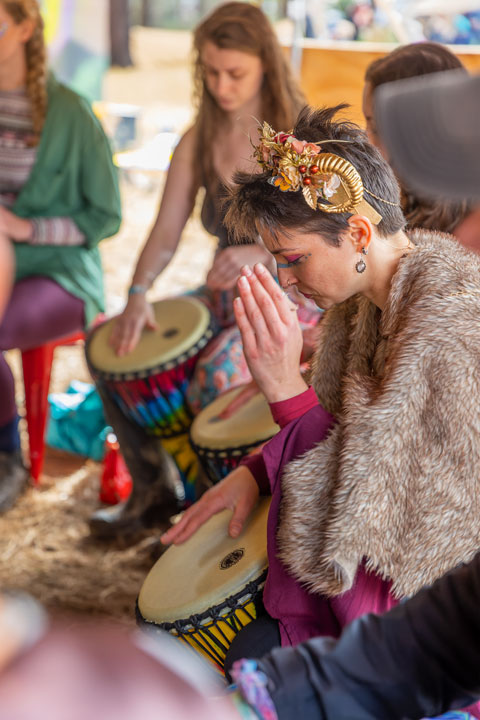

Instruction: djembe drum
[189,386,280,484]
[137,498,270,672]
[86,297,216,499]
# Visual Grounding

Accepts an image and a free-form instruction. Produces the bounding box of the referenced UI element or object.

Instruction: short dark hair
[225,105,405,247]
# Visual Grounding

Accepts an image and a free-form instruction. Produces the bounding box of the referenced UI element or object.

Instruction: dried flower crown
[254,122,398,225]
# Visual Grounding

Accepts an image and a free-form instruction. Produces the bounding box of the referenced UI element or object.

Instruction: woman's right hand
[160,465,260,546]
[109,294,159,356]
[234,264,307,403]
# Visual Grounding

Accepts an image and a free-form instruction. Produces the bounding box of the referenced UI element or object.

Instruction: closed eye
[276,254,305,268]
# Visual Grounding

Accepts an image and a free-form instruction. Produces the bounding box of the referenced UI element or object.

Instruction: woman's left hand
[206,245,274,291]
[0,207,33,242]
[234,263,308,404]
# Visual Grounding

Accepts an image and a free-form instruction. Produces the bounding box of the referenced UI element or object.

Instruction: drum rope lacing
[136,570,267,670]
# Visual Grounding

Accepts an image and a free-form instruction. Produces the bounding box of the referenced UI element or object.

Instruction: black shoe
[0,450,29,513]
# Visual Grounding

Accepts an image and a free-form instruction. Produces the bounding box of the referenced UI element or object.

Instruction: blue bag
[46,380,111,461]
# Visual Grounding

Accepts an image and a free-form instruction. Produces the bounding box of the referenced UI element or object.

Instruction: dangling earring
[355,247,368,274]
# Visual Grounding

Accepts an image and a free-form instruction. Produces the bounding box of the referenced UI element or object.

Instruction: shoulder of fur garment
[279,228,480,599]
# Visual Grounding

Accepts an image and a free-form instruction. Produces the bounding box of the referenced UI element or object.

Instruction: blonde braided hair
[3,0,47,145]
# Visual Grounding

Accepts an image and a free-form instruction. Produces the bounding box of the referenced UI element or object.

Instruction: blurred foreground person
[228,71,480,720]
[0,593,243,720]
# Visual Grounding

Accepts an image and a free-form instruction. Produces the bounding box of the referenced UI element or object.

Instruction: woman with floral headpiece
[162,105,480,720]
[89,2,312,541]
[0,0,121,512]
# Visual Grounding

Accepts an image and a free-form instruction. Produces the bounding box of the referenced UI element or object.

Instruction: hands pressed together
[233,263,308,404]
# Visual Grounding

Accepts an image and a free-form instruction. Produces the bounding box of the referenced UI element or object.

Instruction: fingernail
[238,276,248,289]
[230,526,240,537]
[255,263,266,274]
[242,265,252,276]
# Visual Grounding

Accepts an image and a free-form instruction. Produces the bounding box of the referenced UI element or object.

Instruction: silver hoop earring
[356,247,367,273]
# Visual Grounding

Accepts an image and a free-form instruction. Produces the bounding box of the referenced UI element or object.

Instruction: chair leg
[22,343,55,485]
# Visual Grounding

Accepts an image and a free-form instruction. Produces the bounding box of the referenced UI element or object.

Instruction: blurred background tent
[39,0,109,101]
[37,1,480,106]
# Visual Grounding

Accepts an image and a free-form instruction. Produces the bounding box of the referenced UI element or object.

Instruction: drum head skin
[138,498,270,623]
[87,297,211,374]
[190,386,279,450]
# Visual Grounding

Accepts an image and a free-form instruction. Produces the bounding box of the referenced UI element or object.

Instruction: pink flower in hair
[289,137,306,154]
[304,142,322,155]
[286,136,322,156]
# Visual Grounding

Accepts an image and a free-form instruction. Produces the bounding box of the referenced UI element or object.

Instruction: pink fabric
[242,401,397,647]
[269,386,319,428]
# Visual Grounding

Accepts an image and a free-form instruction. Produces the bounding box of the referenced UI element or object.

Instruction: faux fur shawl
[278,229,480,598]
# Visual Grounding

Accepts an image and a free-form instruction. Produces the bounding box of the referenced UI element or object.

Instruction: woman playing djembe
[89,2,318,541]
[163,106,480,720]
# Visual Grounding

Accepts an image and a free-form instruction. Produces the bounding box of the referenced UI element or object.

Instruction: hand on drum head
[234,264,308,404]
[206,245,274,292]
[160,466,259,546]
[109,294,159,356]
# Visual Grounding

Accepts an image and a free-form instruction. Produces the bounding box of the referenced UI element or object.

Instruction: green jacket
[13,75,121,326]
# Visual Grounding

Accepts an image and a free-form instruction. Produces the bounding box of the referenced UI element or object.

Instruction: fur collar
[278,229,480,598]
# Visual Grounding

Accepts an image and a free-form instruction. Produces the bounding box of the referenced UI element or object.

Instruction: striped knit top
[0,87,85,246]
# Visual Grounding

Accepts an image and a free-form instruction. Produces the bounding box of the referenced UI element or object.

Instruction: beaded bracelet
[230,659,278,720]
[128,284,148,296]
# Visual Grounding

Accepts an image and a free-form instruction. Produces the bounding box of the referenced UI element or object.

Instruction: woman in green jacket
[0,0,121,511]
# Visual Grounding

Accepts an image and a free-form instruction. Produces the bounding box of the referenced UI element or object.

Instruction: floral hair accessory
[254,122,398,225]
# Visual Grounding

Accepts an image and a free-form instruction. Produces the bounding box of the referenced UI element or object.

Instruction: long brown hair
[3,0,47,145]
[365,42,470,234]
[192,2,305,194]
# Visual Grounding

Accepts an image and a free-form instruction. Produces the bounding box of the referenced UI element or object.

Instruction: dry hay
[0,448,167,625]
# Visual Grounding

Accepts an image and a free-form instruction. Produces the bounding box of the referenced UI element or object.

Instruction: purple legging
[0,277,85,426]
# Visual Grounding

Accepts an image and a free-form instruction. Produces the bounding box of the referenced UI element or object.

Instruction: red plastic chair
[21,330,86,485]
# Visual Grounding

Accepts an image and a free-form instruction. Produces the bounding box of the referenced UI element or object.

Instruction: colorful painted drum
[137,498,270,672]
[189,387,280,484]
[86,297,215,438]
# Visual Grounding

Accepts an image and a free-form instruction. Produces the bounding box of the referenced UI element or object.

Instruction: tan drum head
[138,498,270,623]
[87,297,211,374]
[190,387,279,450]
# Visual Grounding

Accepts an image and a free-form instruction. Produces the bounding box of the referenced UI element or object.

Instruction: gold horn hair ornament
[254,122,399,226]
